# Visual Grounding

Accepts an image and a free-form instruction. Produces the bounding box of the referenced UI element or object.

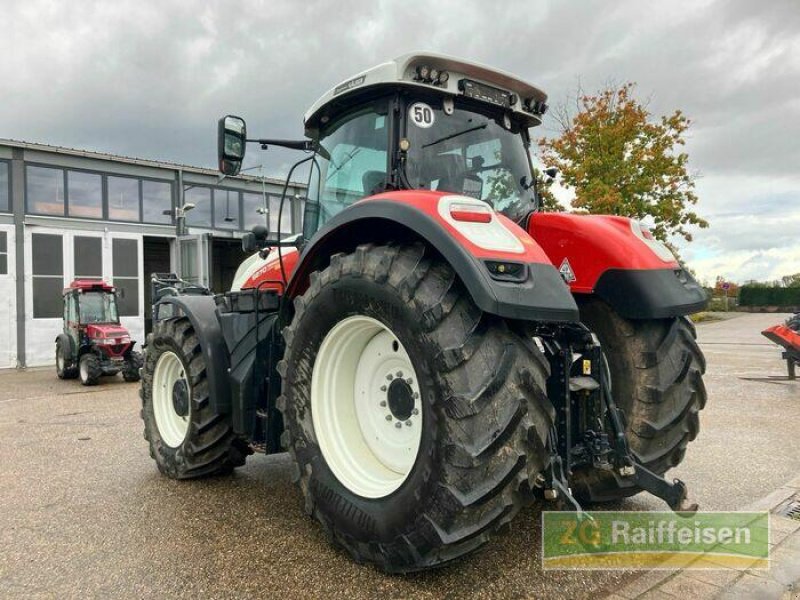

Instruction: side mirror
[242,224,269,253]
[218,115,247,176]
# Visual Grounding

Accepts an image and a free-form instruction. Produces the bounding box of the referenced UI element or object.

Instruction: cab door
[65,293,80,355]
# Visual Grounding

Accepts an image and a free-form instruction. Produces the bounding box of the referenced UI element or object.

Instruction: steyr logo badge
[559,258,576,283]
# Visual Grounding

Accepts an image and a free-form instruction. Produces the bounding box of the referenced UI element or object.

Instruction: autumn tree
[485,157,561,212]
[714,276,739,296]
[539,83,708,242]
[532,168,562,212]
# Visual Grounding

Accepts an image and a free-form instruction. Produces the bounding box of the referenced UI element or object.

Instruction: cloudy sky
[2,0,798,284]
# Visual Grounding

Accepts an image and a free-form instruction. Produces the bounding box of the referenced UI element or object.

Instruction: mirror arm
[248,138,315,152]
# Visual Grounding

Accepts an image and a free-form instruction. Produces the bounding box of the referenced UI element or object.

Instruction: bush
[739,286,800,307]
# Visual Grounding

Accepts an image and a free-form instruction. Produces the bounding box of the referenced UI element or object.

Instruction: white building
[0,139,305,368]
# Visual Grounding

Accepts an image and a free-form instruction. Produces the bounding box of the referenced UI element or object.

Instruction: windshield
[404,100,534,222]
[79,291,119,324]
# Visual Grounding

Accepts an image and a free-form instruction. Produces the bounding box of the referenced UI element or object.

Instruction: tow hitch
[539,324,698,515]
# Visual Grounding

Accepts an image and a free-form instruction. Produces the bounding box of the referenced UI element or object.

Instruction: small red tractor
[141,54,708,572]
[56,280,142,386]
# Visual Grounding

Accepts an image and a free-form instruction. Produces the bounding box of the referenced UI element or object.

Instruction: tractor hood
[86,324,130,340]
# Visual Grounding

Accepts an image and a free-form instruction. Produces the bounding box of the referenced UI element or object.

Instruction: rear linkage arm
[536,323,698,515]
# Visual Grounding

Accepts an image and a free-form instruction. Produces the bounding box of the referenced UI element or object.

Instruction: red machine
[762,314,800,380]
[56,280,142,386]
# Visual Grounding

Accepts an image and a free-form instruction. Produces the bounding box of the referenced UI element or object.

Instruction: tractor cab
[219,53,549,245]
[56,280,142,386]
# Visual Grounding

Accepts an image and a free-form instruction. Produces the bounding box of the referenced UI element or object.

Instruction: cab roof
[304,52,549,131]
[65,279,115,295]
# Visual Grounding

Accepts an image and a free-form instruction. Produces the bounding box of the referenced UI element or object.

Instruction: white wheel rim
[311,315,423,498]
[80,359,88,381]
[152,351,191,448]
[57,350,64,371]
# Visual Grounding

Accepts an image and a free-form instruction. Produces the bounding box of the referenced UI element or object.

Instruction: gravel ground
[0,312,797,599]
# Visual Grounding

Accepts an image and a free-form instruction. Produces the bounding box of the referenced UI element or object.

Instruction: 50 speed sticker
[409,103,435,128]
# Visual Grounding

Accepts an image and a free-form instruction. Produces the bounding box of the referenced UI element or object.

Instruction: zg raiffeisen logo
[542,511,770,570]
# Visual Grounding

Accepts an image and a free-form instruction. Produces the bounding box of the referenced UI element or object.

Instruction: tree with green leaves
[539,83,708,242]
[782,273,800,288]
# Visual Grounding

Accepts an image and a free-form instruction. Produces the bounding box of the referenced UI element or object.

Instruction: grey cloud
[2,0,799,280]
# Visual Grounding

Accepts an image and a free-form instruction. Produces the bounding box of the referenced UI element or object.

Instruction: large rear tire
[278,244,553,573]
[572,298,707,502]
[140,317,250,479]
[56,340,78,379]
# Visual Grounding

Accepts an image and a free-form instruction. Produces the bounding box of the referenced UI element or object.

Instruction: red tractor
[141,54,708,572]
[56,280,142,386]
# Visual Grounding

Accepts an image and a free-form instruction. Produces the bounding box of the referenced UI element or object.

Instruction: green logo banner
[542,511,770,570]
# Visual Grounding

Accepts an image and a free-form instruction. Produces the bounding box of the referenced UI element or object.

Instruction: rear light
[630,220,675,262]
[438,196,525,254]
[449,203,492,223]
[638,224,655,240]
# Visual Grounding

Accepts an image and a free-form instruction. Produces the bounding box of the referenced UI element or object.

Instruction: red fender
[762,325,800,352]
[528,212,678,293]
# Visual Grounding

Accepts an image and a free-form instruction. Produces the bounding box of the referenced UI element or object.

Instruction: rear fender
[288,191,579,323]
[155,295,232,414]
[529,212,708,319]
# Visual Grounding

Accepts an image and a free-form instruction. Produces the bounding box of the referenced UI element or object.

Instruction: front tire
[140,317,250,479]
[572,299,707,502]
[79,353,101,386]
[279,244,553,572]
[123,350,143,382]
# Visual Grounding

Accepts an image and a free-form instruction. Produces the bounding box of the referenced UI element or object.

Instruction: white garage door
[24,227,144,367]
[0,225,16,368]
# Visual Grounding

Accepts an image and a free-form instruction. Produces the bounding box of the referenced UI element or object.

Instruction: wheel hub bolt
[406,378,413,385]
[380,385,387,392]
[413,392,419,399]
[386,374,393,381]
[396,371,403,378]
[405,420,412,427]
[385,415,393,421]
[412,408,419,416]
[395,422,402,429]
[380,400,387,407]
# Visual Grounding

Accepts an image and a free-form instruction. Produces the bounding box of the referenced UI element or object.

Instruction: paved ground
[0,313,797,599]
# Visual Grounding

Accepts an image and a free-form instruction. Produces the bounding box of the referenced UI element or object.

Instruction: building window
[184,186,212,228]
[269,195,293,235]
[214,189,240,229]
[242,192,266,232]
[27,166,65,216]
[142,180,173,224]
[0,231,7,274]
[108,176,141,222]
[32,233,64,318]
[74,236,103,279]
[67,171,102,219]
[0,162,9,212]
[112,238,139,316]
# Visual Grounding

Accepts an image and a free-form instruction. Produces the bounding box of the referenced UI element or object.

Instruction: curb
[607,475,800,600]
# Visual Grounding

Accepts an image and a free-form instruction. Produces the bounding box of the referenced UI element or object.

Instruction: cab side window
[67,295,78,323]
[305,101,389,236]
